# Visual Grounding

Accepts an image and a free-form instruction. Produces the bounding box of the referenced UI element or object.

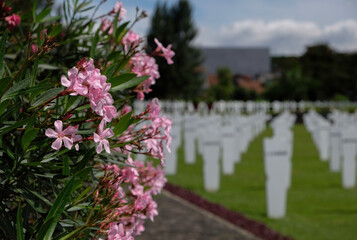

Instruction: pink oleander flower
[101,18,113,34]
[122,30,140,52]
[31,44,39,54]
[131,53,160,100]
[113,1,127,21]
[147,98,161,118]
[96,158,166,239]
[5,14,20,30]
[122,105,132,116]
[141,98,172,165]
[61,67,88,96]
[94,120,114,154]
[108,223,133,240]
[103,105,119,122]
[61,58,118,122]
[154,38,175,64]
[136,91,144,101]
[45,120,80,150]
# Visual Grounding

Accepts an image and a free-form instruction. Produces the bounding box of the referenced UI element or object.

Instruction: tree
[146,0,203,100]
[208,67,235,100]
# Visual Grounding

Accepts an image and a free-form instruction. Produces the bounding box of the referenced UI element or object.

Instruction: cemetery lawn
[166,124,357,240]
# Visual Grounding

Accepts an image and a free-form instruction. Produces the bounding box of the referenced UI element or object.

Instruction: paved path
[137,191,261,240]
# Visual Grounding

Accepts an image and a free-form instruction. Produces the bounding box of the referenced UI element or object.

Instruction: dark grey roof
[201,47,271,76]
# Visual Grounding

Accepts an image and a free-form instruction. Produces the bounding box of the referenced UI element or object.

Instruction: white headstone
[341,127,357,189]
[329,128,341,172]
[202,130,221,192]
[184,116,196,164]
[264,137,290,218]
[222,124,236,175]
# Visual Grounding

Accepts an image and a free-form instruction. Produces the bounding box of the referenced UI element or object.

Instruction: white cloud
[195,19,357,56]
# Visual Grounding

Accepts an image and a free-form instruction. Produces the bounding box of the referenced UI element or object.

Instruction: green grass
[167,124,357,240]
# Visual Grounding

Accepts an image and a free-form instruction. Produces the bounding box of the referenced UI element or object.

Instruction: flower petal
[45,128,58,138]
[96,142,103,154]
[61,75,71,87]
[63,126,77,136]
[103,128,114,138]
[54,120,63,133]
[63,137,73,149]
[51,138,62,150]
[93,133,100,143]
[103,139,111,153]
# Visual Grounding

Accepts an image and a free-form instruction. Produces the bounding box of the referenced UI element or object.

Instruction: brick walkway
[137,191,261,240]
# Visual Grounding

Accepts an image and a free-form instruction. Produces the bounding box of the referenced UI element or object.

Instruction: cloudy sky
[92,0,357,56]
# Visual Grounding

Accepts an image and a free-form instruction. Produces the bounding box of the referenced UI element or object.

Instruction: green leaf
[31,87,63,107]
[36,180,75,240]
[63,95,81,113]
[115,21,130,43]
[30,59,39,87]
[113,111,133,136]
[22,128,39,150]
[40,16,61,23]
[108,73,137,88]
[49,24,62,37]
[62,156,70,176]
[38,64,59,70]
[35,8,51,23]
[107,51,121,62]
[1,77,30,100]
[110,75,149,92]
[90,30,99,59]
[112,9,120,42]
[0,99,10,115]
[29,79,51,102]
[58,225,85,240]
[0,76,12,96]
[16,204,24,240]
[74,104,90,112]
[36,167,92,240]
[0,115,36,136]
[16,184,53,207]
[0,29,8,76]
[35,217,54,240]
[104,61,119,78]
[3,83,52,101]
[25,83,52,95]
[33,0,38,21]
[73,150,94,173]
[72,186,91,205]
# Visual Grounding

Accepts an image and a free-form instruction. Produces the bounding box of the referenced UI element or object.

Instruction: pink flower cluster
[96,159,166,240]
[46,58,118,153]
[45,120,81,150]
[154,38,175,65]
[1,1,20,30]
[122,30,140,52]
[94,120,114,154]
[101,1,127,34]
[61,58,118,123]
[143,98,172,165]
[131,53,160,100]
[112,98,171,165]
[130,39,175,101]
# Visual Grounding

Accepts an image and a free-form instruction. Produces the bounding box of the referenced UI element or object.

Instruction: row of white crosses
[328,110,357,188]
[263,111,295,219]
[304,110,357,189]
[134,100,357,115]
[160,106,269,192]
[304,110,331,162]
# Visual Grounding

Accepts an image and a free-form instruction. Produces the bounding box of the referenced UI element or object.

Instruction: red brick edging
[164,182,293,240]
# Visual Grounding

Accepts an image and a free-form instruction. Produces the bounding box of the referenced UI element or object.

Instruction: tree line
[147,0,357,102]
